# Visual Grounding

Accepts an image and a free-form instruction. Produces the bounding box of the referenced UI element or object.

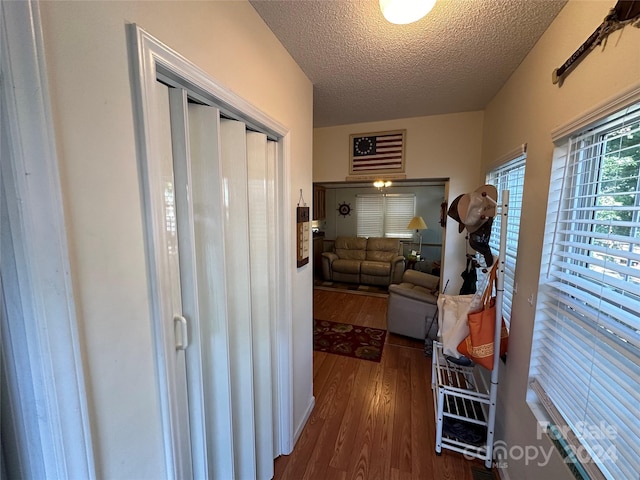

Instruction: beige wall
[39,1,313,478]
[314,112,484,292]
[482,1,640,478]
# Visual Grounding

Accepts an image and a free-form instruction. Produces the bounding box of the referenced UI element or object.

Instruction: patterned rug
[313,319,387,362]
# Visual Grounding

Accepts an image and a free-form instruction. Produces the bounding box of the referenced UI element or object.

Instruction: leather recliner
[387,270,440,340]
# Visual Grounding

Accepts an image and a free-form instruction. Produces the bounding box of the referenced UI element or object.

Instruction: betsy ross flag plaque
[349,130,405,175]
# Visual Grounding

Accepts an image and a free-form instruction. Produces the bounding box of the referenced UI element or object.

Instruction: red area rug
[313,319,386,362]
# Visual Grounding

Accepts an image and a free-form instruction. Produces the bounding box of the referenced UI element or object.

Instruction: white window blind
[356,194,415,238]
[487,151,526,326]
[356,195,384,238]
[385,194,416,238]
[530,102,640,480]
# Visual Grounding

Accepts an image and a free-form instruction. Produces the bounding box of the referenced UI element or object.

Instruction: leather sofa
[387,270,440,340]
[321,236,405,286]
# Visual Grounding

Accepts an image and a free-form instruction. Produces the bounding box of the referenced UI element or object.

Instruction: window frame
[528,99,640,480]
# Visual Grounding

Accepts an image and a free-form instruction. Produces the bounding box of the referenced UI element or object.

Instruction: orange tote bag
[457,263,508,370]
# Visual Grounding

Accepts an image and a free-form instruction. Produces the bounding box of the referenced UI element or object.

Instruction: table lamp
[407,216,428,258]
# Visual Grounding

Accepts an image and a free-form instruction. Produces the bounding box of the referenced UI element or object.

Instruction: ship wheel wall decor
[337,202,351,217]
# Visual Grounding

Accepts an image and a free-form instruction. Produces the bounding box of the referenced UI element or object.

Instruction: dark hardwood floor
[273,288,489,480]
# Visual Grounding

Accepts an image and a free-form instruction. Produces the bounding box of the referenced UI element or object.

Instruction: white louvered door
[219,119,276,480]
[154,80,278,479]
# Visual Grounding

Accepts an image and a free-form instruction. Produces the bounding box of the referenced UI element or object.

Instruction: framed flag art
[349,129,405,175]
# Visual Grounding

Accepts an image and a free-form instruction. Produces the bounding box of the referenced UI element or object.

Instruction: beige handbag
[437,293,481,358]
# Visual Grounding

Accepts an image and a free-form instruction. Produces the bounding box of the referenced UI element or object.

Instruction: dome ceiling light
[379,0,436,25]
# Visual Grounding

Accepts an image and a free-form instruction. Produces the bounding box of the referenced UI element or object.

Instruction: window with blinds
[356,194,415,238]
[356,195,384,238]
[529,101,640,479]
[487,152,526,326]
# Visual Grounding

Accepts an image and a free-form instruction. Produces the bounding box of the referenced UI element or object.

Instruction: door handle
[174,315,189,350]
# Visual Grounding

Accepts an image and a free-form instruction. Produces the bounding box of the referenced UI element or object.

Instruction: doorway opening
[312,178,448,282]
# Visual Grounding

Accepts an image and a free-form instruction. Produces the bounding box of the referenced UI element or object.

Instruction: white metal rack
[431,190,508,469]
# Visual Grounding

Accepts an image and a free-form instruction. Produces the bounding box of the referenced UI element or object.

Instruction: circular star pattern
[354,137,373,155]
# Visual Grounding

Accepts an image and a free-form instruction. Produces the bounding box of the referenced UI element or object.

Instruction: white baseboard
[292,396,315,448]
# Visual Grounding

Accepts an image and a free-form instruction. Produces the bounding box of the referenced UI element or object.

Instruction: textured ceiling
[250,0,567,127]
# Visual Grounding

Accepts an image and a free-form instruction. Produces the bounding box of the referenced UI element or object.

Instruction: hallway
[274,289,490,479]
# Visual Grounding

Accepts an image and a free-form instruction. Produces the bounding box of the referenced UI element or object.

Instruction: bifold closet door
[219,119,275,480]
[154,83,194,480]
[184,101,235,479]
[246,130,276,479]
[158,85,277,478]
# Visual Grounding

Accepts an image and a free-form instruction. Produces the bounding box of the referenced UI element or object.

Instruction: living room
[314,111,483,288]
[312,180,445,280]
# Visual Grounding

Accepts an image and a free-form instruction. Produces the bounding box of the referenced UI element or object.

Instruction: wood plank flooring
[273,289,488,480]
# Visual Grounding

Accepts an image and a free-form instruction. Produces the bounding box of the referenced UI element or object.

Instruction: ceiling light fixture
[379,0,436,25]
[373,180,392,190]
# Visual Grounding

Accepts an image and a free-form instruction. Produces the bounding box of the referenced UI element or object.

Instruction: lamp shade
[407,216,427,230]
[379,0,436,25]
